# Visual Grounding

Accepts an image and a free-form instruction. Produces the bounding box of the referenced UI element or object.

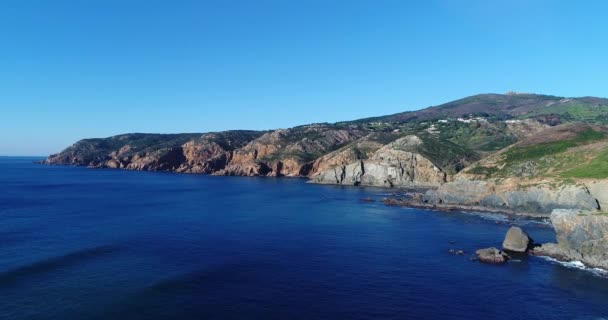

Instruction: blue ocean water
[1,157,608,320]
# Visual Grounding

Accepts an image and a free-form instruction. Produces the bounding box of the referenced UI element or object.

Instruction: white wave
[538,256,608,277]
[463,211,510,222]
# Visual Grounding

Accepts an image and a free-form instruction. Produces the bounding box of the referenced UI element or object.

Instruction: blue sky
[1,0,607,156]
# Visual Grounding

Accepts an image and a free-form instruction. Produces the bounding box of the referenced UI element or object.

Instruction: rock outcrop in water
[476,247,510,264]
[502,226,533,253]
[533,209,608,269]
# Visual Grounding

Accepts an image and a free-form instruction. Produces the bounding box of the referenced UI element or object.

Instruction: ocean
[1,157,608,319]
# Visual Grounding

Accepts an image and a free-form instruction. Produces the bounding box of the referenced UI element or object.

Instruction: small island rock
[502,226,533,252]
[476,247,510,264]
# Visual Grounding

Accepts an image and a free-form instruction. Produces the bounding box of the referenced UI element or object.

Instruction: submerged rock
[476,247,510,264]
[502,226,533,252]
[449,249,465,255]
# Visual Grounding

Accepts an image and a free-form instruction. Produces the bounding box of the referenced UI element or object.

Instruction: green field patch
[503,128,605,163]
[561,148,608,179]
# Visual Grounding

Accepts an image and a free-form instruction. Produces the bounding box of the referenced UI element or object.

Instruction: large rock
[502,226,532,252]
[475,247,510,264]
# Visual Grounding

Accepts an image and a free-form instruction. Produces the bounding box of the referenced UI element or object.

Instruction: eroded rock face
[423,179,600,215]
[217,127,365,177]
[176,136,231,173]
[311,136,448,187]
[43,132,262,174]
[476,247,510,264]
[587,181,608,210]
[502,227,533,252]
[539,209,608,269]
[309,137,385,176]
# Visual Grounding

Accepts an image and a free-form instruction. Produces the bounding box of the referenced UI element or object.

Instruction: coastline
[381,196,551,219]
[37,161,608,272]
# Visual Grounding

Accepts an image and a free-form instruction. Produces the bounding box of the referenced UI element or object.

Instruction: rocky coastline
[41,93,608,271]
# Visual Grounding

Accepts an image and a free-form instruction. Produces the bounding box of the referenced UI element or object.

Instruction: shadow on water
[0,245,120,287]
[100,261,262,319]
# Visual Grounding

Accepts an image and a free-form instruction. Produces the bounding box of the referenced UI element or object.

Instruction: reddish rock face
[42,126,366,178]
[213,127,365,177]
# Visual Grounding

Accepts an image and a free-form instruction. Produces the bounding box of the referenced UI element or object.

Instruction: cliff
[311,135,458,187]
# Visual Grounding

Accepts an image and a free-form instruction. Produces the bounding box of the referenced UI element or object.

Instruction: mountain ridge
[43,92,608,188]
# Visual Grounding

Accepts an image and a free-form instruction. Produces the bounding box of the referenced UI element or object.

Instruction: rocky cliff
[43,125,367,178]
[534,209,608,269]
[311,135,451,187]
[422,179,602,216]
[44,131,265,173]
[213,126,365,177]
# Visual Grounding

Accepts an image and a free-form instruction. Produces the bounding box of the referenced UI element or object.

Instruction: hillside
[462,123,608,180]
[419,122,608,216]
[43,92,608,189]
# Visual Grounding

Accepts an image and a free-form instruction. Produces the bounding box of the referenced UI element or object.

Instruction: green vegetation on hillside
[415,134,479,174]
[503,128,605,162]
[561,149,608,179]
[524,102,608,124]
[463,126,608,180]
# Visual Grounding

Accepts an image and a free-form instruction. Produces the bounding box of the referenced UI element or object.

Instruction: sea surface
[1,157,608,320]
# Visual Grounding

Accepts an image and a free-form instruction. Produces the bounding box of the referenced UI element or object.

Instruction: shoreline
[36,162,608,272]
[380,196,551,219]
[41,162,554,219]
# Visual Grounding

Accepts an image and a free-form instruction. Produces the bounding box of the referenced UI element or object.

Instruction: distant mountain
[345,93,608,125]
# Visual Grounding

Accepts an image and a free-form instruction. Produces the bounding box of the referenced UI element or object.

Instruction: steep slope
[461,123,608,179]
[422,123,608,215]
[213,124,366,177]
[44,131,264,172]
[43,133,202,168]
[311,135,461,187]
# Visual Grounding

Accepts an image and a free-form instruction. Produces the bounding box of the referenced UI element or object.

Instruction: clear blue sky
[1,0,607,156]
